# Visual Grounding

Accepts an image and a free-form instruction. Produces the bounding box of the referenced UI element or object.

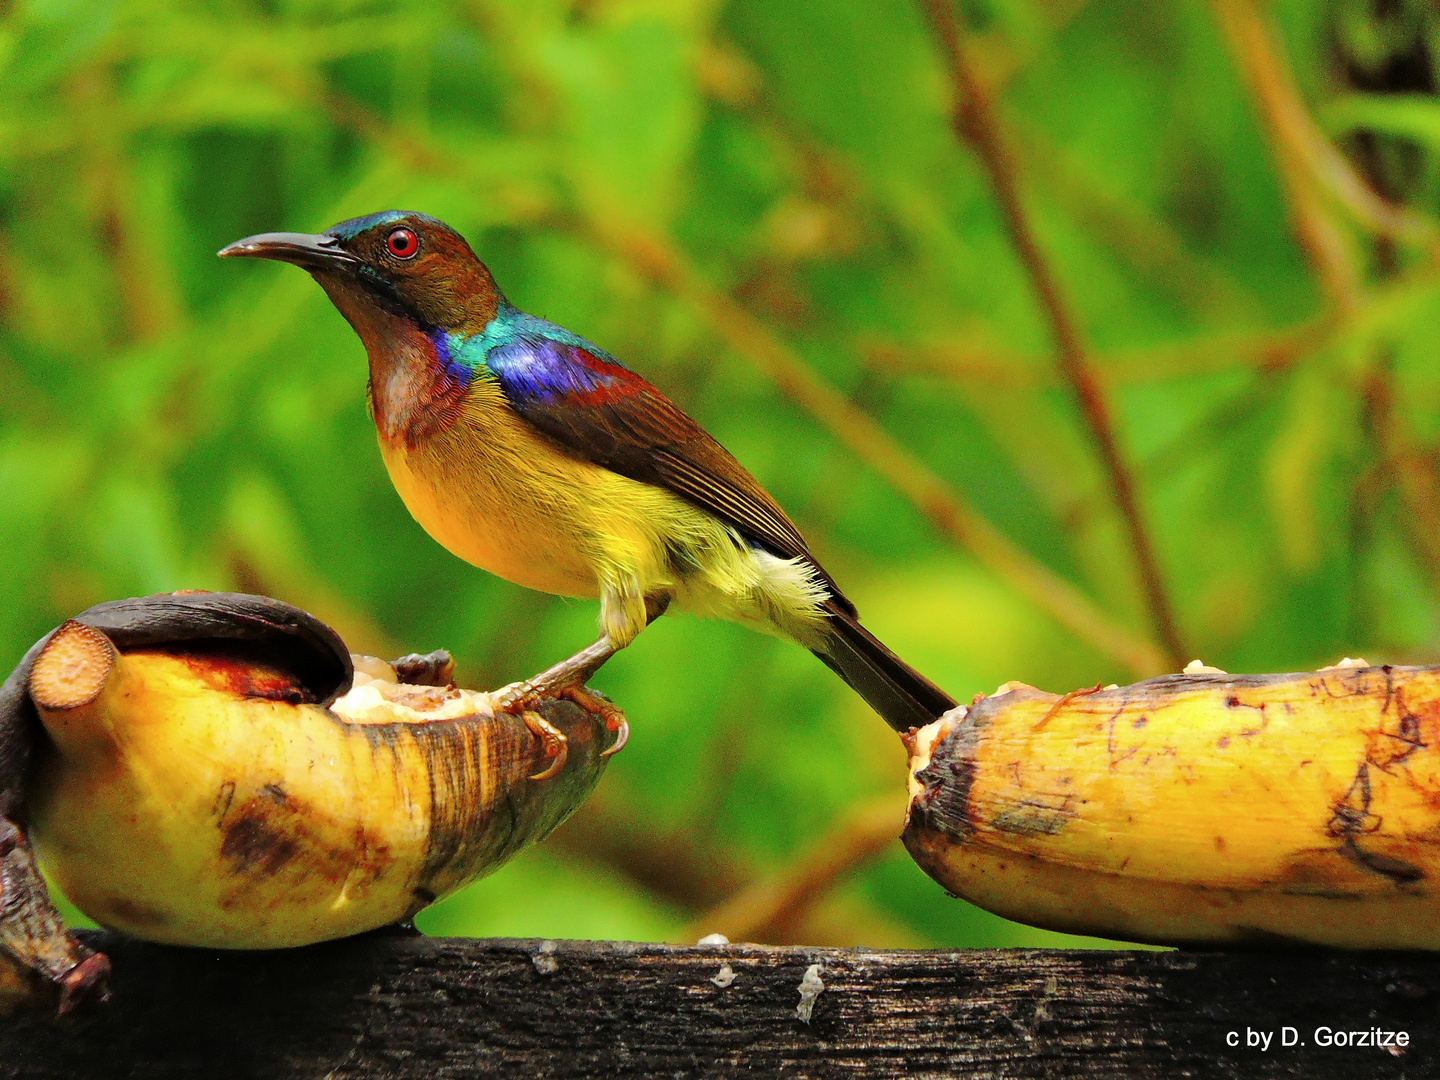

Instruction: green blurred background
[4,0,1440,949]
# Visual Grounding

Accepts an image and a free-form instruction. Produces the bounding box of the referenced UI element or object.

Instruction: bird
[219,211,955,761]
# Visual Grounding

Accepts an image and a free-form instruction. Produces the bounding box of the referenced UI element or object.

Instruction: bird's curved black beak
[217,232,359,272]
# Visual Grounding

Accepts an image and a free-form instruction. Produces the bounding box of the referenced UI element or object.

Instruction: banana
[6,592,615,961]
[902,662,1440,949]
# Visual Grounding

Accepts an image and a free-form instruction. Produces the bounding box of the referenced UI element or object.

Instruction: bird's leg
[496,594,670,776]
[494,636,619,780]
[515,634,621,696]
[583,593,669,755]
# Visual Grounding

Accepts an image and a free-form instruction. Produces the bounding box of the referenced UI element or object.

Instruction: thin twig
[864,317,1334,390]
[681,795,905,944]
[920,0,1186,670]
[1208,0,1364,312]
[1209,0,1435,255]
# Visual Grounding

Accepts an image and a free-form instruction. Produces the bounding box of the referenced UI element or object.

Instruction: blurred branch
[680,795,905,945]
[1209,0,1435,265]
[226,551,402,661]
[969,0,1097,95]
[1352,353,1440,602]
[1208,0,1362,312]
[1324,17,1440,604]
[1103,321,1332,382]
[1131,258,1440,482]
[1211,0,1440,601]
[1348,283,1440,601]
[1014,122,1261,324]
[920,0,1257,322]
[72,64,184,343]
[552,794,922,948]
[549,793,748,912]
[862,338,1043,388]
[863,317,1333,389]
[1393,448,1440,590]
[919,0,1186,670]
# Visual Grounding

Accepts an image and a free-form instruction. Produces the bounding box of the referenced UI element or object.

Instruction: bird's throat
[368,337,467,447]
[316,273,468,447]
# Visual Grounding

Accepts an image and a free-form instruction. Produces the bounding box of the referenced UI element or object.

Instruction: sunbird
[220,212,955,752]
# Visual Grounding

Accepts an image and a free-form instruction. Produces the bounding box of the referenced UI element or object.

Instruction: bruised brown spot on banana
[903,663,1440,949]
[0,592,618,998]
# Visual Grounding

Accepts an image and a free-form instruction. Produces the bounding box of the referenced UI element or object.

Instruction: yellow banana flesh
[27,620,611,950]
[902,663,1440,949]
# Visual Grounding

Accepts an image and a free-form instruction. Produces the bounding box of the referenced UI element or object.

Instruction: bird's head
[218,211,504,344]
[220,211,507,442]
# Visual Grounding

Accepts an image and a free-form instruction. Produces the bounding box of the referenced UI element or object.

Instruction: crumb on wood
[796,963,825,1024]
[532,940,559,976]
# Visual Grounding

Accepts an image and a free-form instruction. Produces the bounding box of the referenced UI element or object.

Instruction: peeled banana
[902,661,1440,949]
[0,592,617,1006]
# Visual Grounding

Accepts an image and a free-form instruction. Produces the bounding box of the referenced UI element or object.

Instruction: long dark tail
[812,603,956,732]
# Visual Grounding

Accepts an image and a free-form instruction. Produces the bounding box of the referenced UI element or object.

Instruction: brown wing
[487,334,855,613]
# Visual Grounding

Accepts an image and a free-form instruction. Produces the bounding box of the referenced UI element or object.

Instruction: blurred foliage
[6,0,1440,950]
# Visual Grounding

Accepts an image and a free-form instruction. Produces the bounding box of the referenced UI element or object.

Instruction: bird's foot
[520,708,568,782]
[492,676,628,778]
[491,680,572,781]
[490,633,626,780]
[556,684,629,758]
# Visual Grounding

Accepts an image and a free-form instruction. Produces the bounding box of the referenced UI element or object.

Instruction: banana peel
[902,661,1440,949]
[0,592,619,1010]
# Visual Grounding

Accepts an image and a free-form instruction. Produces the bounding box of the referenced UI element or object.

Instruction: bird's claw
[494,678,628,776]
[556,685,629,757]
[603,718,628,758]
[521,711,568,782]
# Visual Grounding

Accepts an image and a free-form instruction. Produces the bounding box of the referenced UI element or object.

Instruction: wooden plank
[0,933,1435,1077]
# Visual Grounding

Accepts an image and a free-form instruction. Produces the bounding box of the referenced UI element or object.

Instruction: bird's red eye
[386,228,418,259]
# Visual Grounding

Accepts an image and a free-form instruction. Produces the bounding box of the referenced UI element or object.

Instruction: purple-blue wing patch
[485,336,631,407]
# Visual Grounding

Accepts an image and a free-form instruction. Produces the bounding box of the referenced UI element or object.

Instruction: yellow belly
[377,394,831,648]
[382,436,598,597]
[378,400,691,600]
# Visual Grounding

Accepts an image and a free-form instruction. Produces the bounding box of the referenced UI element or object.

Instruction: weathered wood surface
[0,932,1435,1078]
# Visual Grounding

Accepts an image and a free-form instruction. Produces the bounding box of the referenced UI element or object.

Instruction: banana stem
[29,622,124,759]
[29,622,117,713]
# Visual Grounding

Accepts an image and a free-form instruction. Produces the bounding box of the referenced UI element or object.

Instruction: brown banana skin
[904,665,1440,950]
